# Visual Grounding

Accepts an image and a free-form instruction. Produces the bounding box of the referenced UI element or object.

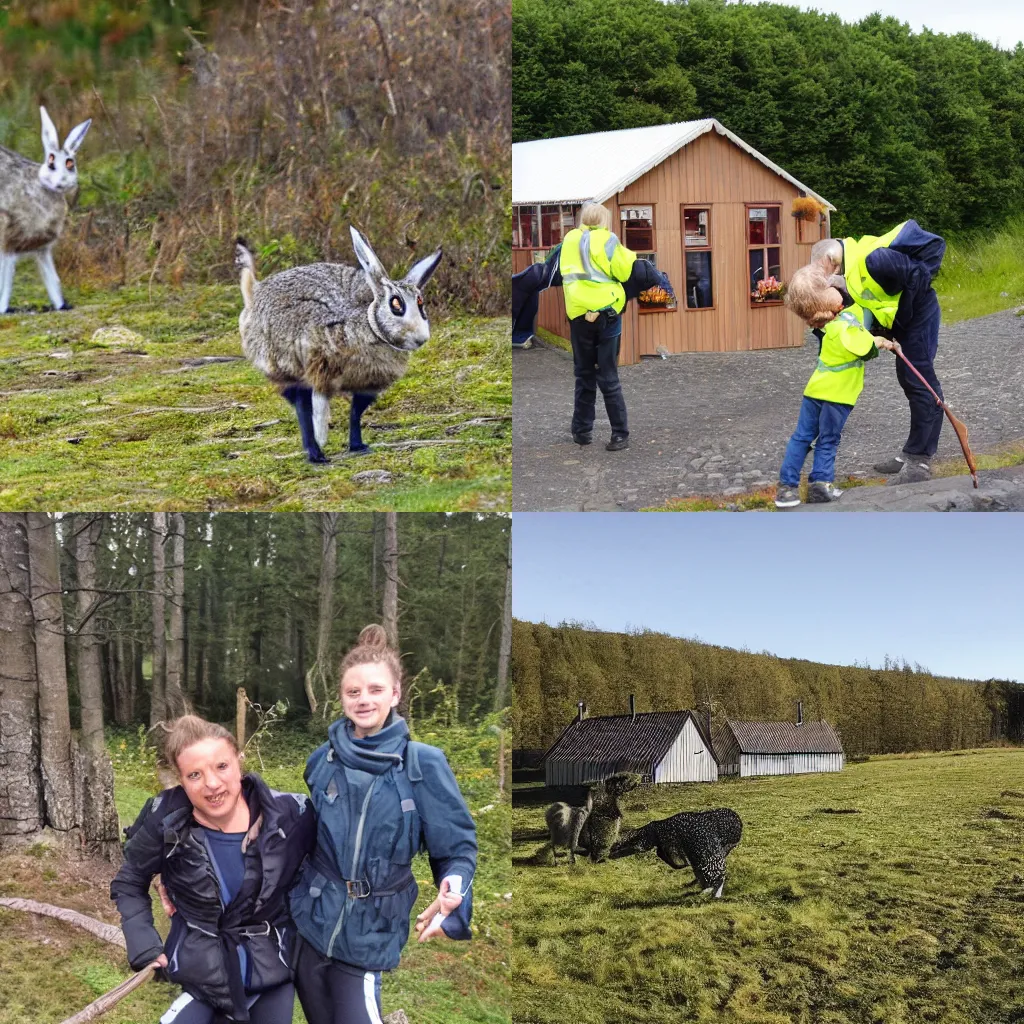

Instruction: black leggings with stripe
[294,935,384,1024]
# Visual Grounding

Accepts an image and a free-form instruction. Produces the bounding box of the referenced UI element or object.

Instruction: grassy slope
[0,278,510,511]
[0,725,511,1024]
[513,749,1024,1024]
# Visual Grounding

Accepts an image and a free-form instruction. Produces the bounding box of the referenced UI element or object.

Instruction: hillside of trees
[512,619,1022,756]
[512,0,1024,236]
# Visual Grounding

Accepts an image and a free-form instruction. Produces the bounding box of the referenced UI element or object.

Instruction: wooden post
[236,687,247,750]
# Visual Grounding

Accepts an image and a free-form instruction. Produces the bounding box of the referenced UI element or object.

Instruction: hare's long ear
[40,107,60,157]
[350,226,387,294]
[404,248,443,290]
[63,118,92,156]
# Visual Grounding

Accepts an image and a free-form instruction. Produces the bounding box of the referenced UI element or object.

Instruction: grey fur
[0,107,92,314]
[544,790,593,865]
[610,808,743,898]
[236,226,443,459]
[576,773,642,863]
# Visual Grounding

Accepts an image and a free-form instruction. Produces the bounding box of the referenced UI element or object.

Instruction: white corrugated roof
[512,118,835,210]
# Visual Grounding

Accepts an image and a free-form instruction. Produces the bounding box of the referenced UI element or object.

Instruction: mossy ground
[512,749,1024,1024]
[0,724,511,1024]
[0,279,510,510]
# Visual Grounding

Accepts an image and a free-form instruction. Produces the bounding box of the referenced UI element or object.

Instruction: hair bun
[357,623,390,650]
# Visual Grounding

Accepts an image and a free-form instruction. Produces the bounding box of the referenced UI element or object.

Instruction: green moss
[0,284,510,510]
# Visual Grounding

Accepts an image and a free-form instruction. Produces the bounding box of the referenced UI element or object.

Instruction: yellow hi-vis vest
[804,304,877,406]
[559,227,636,321]
[842,221,905,329]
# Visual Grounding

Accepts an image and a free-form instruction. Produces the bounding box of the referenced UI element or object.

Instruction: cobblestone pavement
[513,309,1024,510]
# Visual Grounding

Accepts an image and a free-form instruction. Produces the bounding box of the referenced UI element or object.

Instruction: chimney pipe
[629,694,636,722]
[797,700,804,726]
[577,701,585,724]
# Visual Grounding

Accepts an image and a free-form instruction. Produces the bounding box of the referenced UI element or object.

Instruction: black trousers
[893,288,943,457]
[569,310,628,438]
[159,983,295,1024]
[294,935,384,1024]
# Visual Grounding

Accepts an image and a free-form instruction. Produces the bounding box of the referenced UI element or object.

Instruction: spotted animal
[576,773,642,863]
[609,808,743,898]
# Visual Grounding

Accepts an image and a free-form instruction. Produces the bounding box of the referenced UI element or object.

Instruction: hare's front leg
[348,391,377,454]
[281,383,329,464]
[0,254,16,315]
[33,246,67,311]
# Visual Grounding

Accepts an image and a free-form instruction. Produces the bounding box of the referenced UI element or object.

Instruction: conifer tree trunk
[150,512,167,726]
[164,512,187,717]
[495,530,512,712]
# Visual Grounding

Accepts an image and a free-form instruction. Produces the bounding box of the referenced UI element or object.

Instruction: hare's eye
[417,296,427,319]
[47,156,55,170]
[389,295,405,316]
[65,158,74,171]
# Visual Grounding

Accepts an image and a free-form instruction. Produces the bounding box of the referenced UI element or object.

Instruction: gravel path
[513,309,1024,510]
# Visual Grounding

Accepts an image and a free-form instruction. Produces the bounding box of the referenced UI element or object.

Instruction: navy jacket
[110,774,315,1021]
[289,713,477,971]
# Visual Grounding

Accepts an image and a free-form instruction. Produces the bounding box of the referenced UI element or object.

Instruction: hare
[235,227,443,463]
[0,107,92,314]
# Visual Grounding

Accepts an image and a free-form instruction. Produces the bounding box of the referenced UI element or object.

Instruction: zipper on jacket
[326,775,378,958]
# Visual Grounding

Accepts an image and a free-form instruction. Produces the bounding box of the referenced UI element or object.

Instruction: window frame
[746,203,784,307]
[681,204,715,312]
[624,203,677,314]
[512,203,579,251]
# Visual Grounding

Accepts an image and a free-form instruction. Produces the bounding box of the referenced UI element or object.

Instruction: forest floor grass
[935,220,1024,324]
[0,279,510,511]
[0,723,511,1024]
[512,748,1024,1024]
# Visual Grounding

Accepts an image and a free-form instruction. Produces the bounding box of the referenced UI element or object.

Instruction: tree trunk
[382,512,398,647]
[0,513,42,838]
[164,512,187,717]
[305,513,339,717]
[75,517,106,757]
[26,513,77,832]
[150,512,167,726]
[494,529,512,712]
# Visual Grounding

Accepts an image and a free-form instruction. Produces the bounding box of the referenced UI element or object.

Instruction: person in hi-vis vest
[787,220,947,484]
[559,202,637,451]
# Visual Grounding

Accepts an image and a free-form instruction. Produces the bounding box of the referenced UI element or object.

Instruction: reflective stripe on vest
[816,357,864,373]
[562,229,615,284]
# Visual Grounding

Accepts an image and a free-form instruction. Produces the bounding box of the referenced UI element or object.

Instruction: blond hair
[163,715,239,774]
[578,202,612,231]
[785,264,843,328]
[339,624,403,697]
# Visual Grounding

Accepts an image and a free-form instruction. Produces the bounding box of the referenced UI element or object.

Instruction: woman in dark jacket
[288,624,478,1024]
[110,715,316,1024]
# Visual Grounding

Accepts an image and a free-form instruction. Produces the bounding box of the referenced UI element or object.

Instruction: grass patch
[533,327,572,354]
[0,719,510,1024]
[0,281,510,511]
[934,218,1024,324]
[512,748,1024,1024]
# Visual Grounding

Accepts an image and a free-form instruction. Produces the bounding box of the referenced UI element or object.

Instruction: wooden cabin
[543,700,718,787]
[512,118,835,365]
[714,715,845,778]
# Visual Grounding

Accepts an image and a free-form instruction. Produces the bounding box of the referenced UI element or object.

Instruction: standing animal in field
[576,773,642,863]
[610,808,743,898]
[0,107,92,314]
[544,789,594,865]
[235,227,443,463]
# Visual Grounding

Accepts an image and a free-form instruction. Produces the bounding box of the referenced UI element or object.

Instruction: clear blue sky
[513,513,1024,683]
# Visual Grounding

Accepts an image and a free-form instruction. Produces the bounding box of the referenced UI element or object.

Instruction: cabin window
[624,205,677,312]
[747,205,783,304]
[682,206,713,310]
[513,206,538,249]
[514,204,579,250]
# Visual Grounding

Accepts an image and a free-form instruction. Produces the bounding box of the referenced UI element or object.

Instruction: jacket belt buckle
[240,921,271,938]
[346,879,371,899]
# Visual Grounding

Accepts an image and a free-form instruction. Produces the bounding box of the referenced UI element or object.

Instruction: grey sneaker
[886,455,931,486]
[775,484,801,508]
[808,480,843,503]
[873,454,908,474]
[606,435,629,452]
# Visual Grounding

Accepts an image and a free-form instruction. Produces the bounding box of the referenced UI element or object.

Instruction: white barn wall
[739,752,844,778]
[654,718,718,783]
[546,759,642,787]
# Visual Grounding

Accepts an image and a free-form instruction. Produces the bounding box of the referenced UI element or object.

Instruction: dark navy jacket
[288,713,477,971]
[110,774,315,1021]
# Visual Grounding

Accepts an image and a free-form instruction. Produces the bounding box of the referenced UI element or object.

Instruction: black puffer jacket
[110,774,316,1022]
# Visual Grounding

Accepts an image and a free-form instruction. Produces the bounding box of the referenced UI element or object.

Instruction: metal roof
[544,710,717,769]
[512,118,835,210]
[726,720,844,755]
